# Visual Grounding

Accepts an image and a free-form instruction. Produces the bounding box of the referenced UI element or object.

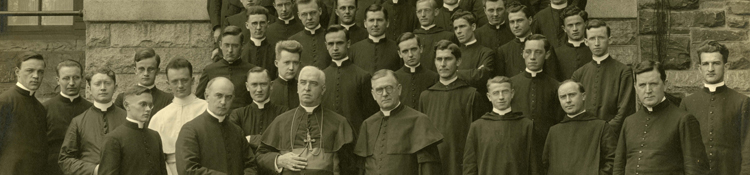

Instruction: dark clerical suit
[463,111,539,175]
[59,104,127,175]
[0,85,48,174]
[457,41,496,93]
[44,93,92,175]
[350,37,403,73]
[176,111,257,174]
[229,101,289,150]
[208,0,244,30]
[267,17,305,42]
[474,22,514,50]
[510,70,563,164]
[242,38,279,79]
[196,59,255,110]
[543,112,617,175]
[553,37,592,79]
[289,26,331,69]
[99,120,168,175]
[571,56,635,134]
[270,77,300,109]
[114,86,173,122]
[322,59,378,132]
[394,65,439,108]
[413,26,456,72]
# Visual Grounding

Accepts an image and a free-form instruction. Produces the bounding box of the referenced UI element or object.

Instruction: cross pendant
[304,131,316,150]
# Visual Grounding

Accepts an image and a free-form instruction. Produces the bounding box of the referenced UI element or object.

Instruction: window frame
[0,0,84,35]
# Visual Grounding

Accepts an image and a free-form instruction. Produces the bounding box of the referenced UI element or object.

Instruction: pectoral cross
[304,129,316,150]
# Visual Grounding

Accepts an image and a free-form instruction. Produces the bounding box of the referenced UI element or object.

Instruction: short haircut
[506,1,533,18]
[371,69,399,82]
[435,40,462,59]
[559,79,585,93]
[523,34,551,52]
[56,59,83,76]
[247,66,270,79]
[15,51,45,68]
[275,40,304,60]
[696,40,729,63]
[451,10,476,25]
[483,0,503,6]
[416,0,438,9]
[296,0,321,9]
[222,25,245,44]
[85,67,117,85]
[633,60,666,82]
[365,4,388,20]
[397,32,421,47]
[246,5,270,19]
[560,5,588,25]
[134,48,161,67]
[299,66,326,84]
[326,25,350,41]
[486,76,512,89]
[165,57,193,79]
[585,19,611,37]
[122,86,151,101]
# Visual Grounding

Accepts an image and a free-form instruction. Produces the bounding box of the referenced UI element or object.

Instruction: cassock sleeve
[609,68,635,134]
[256,143,282,174]
[417,143,442,175]
[207,0,221,30]
[741,97,750,174]
[59,119,98,175]
[612,121,627,175]
[195,69,210,100]
[97,135,122,175]
[600,122,617,175]
[462,123,479,175]
[680,114,709,175]
[457,50,495,88]
[175,125,224,174]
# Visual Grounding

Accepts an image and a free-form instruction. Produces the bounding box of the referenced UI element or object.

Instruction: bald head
[298,66,326,107]
[205,77,235,116]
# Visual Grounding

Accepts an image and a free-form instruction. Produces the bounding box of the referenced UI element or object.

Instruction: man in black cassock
[241,6,280,78]
[419,40,489,175]
[542,80,616,175]
[226,0,255,44]
[509,34,563,164]
[350,4,403,73]
[59,68,126,175]
[463,76,538,175]
[614,61,709,175]
[197,26,256,110]
[267,0,304,42]
[98,87,168,175]
[554,5,592,79]
[0,52,48,175]
[113,48,173,121]
[531,0,587,47]
[271,40,303,109]
[322,25,378,132]
[452,11,495,92]
[571,20,635,134]
[333,0,368,43]
[176,77,258,174]
[208,0,244,39]
[381,0,419,40]
[498,3,559,78]
[354,69,443,175]
[394,32,439,108]
[414,0,456,72]
[290,0,332,69]
[257,66,357,174]
[474,0,514,50]
[434,0,486,29]
[679,41,750,175]
[230,67,289,151]
[44,60,93,175]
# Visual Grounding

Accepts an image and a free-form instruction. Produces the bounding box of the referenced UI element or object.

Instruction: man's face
[167,68,193,98]
[435,49,460,78]
[484,0,506,26]
[585,27,610,57]
[487,82,513,110]
[522,40,547,71]
[635,70,666,108]
[298,71,325,106]
[240,0,257,9]
[398,38,422,67]
[57,66,83,96]
[508,11,531,37]
[16,59,45,91]
[336,0,356,25]
[365,11,388,37]
[563,15,585,41]
[205,80,235,116]
[124,93,153,122]
[276,51,301,80]
[246,14,268,39]
[325,31,350,60]
[298,2,321,29]
[371,75,402,110]
[416,1,437,27]
[135,57,159,86]
[453,18,475,44]
[558,82,585,114]
[246,72,272,102]
[89,73,117,103]
[699,52,726,84]
[274,0,295,19]
[221,35,243,62]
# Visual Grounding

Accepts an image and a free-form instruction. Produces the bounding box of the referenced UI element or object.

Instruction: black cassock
[322,59,378,132]
[43,94,92,175]
[0,86,48,175]
[290,27,332,69]
[207,0,243,30]
[457,42,496,93]
[543,112,616,175]
[510,71,563,163]
[99,121,168,175]
[463,111,539,175]
[474,22,514,50]
[433,7,457,32]
[242,38,279,79]
[413,26,456,72]
[497,38,561,80]
[343,24,368,44]
[350,37,403,73]
[267,17,305,42]
[532,6,565,46]
[196,59,255,110]
[59,105,126,175]
[571,56,635,134]
[382,0,419,40]
[553,37,592,79]
[394,65,439,108]
[114,86,173,121]
[229,102,289,150]
[270,77,300,110]
[227,10,251,43]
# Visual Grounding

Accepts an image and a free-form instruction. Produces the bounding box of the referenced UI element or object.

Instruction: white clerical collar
[593,53,610,65]
[443,2,459,11]
[254,98,270,109]
[551,3,568,9]
[567,110,586,118]
[704,81,725,92]
[206,109,226,122]
[341,23,355,30]
[94,100,114,112]
[250,37,266,47]
[126,117,145,128]
[421,24,436,30]
[60,92,80,102]
[138,83,155,90]
[493,107,511,115]
[517,33,531,42]
[15,82,34,96]
[440,75,458,86]
[301,104,320,113]
[491,21,505,29]
[332,57,349,67]
[305,25,322,35]
[392,0,398,4]
[369,34,386,43]
[645,97,667,112]
[525,68,543,77]
[381,102,401,116]
[463,39,477,46]
[280,16,295,24]
[405,63,420,73]
[278,75,289,81]
[174,94,198,106]
[568,39,584,47]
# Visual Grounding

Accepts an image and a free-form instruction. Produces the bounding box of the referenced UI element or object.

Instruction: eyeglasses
[372,85,395,95]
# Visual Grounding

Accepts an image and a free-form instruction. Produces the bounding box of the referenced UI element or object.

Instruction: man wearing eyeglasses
[354,69,443,175]
[240,6,280,79]
[113,48,173,120]
[289,0,332,69]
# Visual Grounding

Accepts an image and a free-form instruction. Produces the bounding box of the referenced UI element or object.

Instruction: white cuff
[245,136,252,143]
[274,155,283,173]
[94,164,100,175]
